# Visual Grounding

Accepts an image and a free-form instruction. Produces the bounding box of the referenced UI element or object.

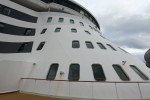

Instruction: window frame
[47,17,52,23]
[72,40,80,48]
[37,42,45,50]
[68,64,80,81]
[107,44,116,51]
[47,63,59,80]
[41,28,47,34]
[55,27,61,32]
[130,65,149,80]
[58,18,64,23]
[70,19,74,24]
[97,42,106,49]
[79,22,84,26]
[85,30,91,35]
[85,41,94,49]
[71,28,77,33]
[92,64,106,81]
[113,64,130,81]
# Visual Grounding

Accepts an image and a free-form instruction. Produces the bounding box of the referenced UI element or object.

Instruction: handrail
[21,78,150,83]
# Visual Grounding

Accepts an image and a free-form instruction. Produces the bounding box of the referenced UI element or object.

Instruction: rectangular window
[97,42,106,49]
[0,4,37,23]
[130,65,149,80]
[41,28,47,34]
[107,44,116,51]
[37,42,45,50]
[0,41,33,53]
[47,17,52,23]
[92,64,106,81]
[0,23,5,32]
[71,28,77,33]
[47,64,59,80]
[85,41,94,49]
[68,64,80,81]
[3,8,11,16]
[113,64,129,81]
[80,22,84,26]
[70,19,74,24]
[0,6,2,13]
[24,29,32,36]
[72,40,80,48]
[0,22,35,36]
[85,31,91,35]
[58,18,64,23]
[55,28,61,32]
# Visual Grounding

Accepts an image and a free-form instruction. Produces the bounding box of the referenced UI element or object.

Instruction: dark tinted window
[92,64,106,81]
[113,65,129,81]
[72,40,80,48]
[55,28,61,32]
[0,23,5,32]
[80,22,84,26]
[107,44,116,51]
[0,6,2,13]
[58,18,64,23]
[37,42,45,50]
[70,19,74,24]
[47,17,52,23]
[97,42,106,49]
[68,64,80,81]
[24,29,33,36]
[0,41,33,53]
[85,31,91,35]
[0,4,37,23]
[71,28,77,33]
[47,64,59,80]
[85,41,94,49]
[41,28,47,34]
[0,22,35,36]
[3,8,11,16]
[130,65,149,80]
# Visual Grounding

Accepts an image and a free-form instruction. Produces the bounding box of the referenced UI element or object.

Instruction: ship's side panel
[0,0,150,100]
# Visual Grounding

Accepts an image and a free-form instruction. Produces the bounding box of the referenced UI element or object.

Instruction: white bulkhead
[0,0,150,100]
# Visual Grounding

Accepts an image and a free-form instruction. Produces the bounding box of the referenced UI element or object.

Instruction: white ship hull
[0,0,150,100]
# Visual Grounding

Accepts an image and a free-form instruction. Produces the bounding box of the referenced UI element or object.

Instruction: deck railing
[19,78,150,100]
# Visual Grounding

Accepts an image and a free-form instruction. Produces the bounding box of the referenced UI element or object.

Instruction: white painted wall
[0,60,34,93]
[1,0,150,99]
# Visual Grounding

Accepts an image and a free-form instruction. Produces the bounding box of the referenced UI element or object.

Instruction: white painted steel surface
[1,0,150,100]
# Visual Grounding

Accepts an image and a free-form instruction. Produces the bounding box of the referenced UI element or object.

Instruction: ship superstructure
[0,0,150,100]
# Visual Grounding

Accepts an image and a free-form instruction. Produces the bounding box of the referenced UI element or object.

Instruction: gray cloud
[75,0,150,59]
[101,14,150,49]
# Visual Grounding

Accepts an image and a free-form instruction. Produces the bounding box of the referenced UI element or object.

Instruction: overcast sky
[75,0,150,61]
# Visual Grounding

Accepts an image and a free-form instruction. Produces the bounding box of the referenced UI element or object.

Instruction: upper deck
[10,0,100,29]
